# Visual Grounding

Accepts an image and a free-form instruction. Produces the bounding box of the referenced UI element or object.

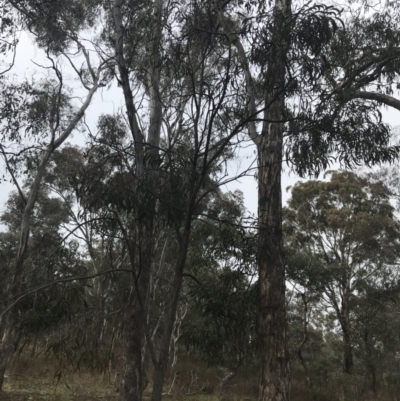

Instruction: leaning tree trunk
[0,74,98,390]
[257,1,292,401]
[0,143,54,390]
[150,223,192,401]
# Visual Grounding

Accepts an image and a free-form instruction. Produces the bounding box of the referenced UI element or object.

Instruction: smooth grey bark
[150,222,193,401]
[112,3,250,399]
[147,0,163,163]
[113,0,145,176]
[112,3,212,400]
[112,1,163,400]
[216,10,260,147]
[0,74,100,391]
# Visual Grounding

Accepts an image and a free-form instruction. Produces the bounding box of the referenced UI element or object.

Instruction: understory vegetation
[2,348,400,401]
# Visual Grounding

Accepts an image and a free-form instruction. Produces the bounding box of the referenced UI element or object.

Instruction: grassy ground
[1,353,400,401]
[0,354,118,401]
[1,373,117,401]
[0,353,258,401]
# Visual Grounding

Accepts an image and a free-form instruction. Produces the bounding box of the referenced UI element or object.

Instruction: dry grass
[161,355,258,401]
[1,353,400,401]
[0,352,257,401]
[1,354,118,401]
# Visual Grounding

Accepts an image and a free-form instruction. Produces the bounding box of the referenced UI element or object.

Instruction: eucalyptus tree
[0,0,18,74]
[4,3,252,398]
[215,1,400,399]
[284,171,400,374]
[0,1,111,389]
[0,75,104,389]
[93,2,261,400]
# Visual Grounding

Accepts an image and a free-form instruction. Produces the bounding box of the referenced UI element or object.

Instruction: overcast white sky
[1,31,399,221]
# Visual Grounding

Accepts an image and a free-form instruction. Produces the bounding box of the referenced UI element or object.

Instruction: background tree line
[3,163,400,400]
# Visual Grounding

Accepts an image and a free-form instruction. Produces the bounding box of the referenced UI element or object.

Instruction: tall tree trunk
[0,327,13,391]
[297,294,313,394]
[343,328,353,374]
[113,1,160,399]
[218,1,292,398]
[121,305,145,401]
[150,211,194,401]
[117,223,155,401]
[257,1,292,401]
[340,293,353,374]
[0,364,5,390]
[257,118,290,401]
[363,330,376,392]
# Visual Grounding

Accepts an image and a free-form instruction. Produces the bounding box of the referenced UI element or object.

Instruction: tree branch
[0,144,26,205]
[350,91,400,112]
[217,9,260,146]
[0,269,135,320]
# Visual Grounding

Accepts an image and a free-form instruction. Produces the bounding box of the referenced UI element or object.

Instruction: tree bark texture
[343,330,353,374]
[218,0,292,398]
[363,330,376,392]
[341,320,353,374]
[257,119,290,401]
[257,1,292,400]
[297,295,313,394]
[0,364,5,390]
[340,291,353,374]
[113,1,163,399]
[119,226,154,401]
[0,327,13,391]
[121,305,145,401]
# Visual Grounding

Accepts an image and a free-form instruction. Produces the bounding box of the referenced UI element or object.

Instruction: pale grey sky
[1,32,400,221]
